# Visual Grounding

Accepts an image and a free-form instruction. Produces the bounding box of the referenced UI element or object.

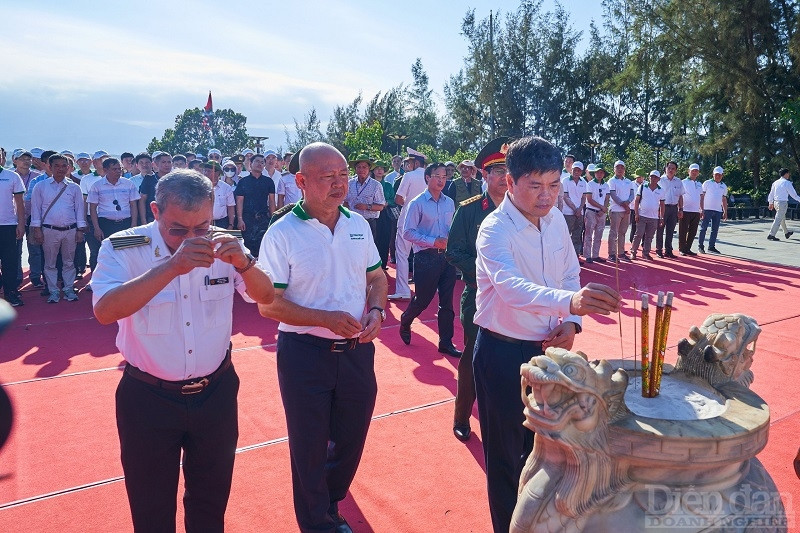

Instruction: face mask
[224,170,235,177]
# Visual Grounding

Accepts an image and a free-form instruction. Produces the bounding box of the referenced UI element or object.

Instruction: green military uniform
[445,192,498,438]
[446,176,484,205]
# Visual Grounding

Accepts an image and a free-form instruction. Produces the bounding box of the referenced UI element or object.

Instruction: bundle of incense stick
[640,291,674,398]
[109,235,151,250]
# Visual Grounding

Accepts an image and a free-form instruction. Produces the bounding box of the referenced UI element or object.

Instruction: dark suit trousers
[473,329,544,533]
[656,204,679,253]
[116,364,240,533]
[400,249,457,345]
[678,211,701,252]
[454,285,477,425]
[277,332,377,533]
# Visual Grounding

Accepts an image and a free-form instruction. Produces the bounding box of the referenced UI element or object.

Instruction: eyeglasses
[489,166,507,175]
[112,199,122,211]
[167,226,211,237]
[223,167,236,172]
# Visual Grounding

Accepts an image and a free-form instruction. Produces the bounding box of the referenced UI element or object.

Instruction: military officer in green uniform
[445,137,510,442]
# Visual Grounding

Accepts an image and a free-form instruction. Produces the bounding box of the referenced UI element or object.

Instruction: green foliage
[343,121,391,161]
[285,107,325,152]
[148,108,249,156]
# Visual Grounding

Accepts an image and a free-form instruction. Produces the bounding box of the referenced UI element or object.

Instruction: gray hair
[154,169,214,213]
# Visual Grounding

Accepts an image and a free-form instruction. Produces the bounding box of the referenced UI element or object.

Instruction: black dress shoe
[709,247,721,254]
[331,512,353,533]
[643,253,654,260]
[685,250,697,256]
[453,424,471,442]
[656,250,664,258]
[438,344,462,357]
[767,235,779,241]
[665,251,677,258]
[399,325,411,345]
[698,245,706,254]
[594,257,606,263]
[786,231,794,239]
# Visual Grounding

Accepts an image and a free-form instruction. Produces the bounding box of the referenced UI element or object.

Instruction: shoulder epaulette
[109,235,151,250]
[209,227,243,239]
[460,195,482,207]
[269,203,295,227]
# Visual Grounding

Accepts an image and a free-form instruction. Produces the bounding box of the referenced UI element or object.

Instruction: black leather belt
[285,331,360,352]
[481,328,543,348]
[124,345,232,394]
[418,247,446,255]
[42,223,78,231]
[585,208,599,212]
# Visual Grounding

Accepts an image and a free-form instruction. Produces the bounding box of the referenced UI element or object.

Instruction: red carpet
[1,249,798,531]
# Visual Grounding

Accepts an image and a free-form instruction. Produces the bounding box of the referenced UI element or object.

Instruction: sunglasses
[223,167,236,172]
[113,199,122,211]
[167,226,211,237]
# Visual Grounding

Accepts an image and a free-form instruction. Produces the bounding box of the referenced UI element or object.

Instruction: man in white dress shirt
[30,154,86,303]
[92,170,274,532]
[631,170,665,260]
[472,136,621,533]
[389,150,428,300]
[767,168,799,241]
[678,164,703,255]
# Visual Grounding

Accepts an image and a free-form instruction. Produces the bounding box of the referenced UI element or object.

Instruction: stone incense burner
[511,313,788,533]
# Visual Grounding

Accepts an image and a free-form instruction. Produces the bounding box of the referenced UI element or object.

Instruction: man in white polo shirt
[606,160,634,261]
[679,163,703,255]
[631,170,665,260]
[30,154,86,303]
[88,158,139,242]
[656,160,683,258]
[203,161,235,229]
[561,161,586,258]
[698,166,728,254]
[258,142,387,533]
[0,158,26,307]
[390,149,428,300]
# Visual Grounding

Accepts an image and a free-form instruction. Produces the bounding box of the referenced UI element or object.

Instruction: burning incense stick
[653,292,674,394]
[640,294,649,397]
[647,292,665,398]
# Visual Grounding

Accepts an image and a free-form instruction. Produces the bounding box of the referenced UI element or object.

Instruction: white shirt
[128,173,145,192]
[345,177,385,219]
[681,178,703,213]
[767,177,800,203]
[607,176,634,212]
[258,202,382,340]
[584,180,609,210]
[561,177,586,215]
[30,177,87,228]
[88,177,140,220]
[396,168,427,206]
[701,179,728,211]
[0,168,25,225]
[277,172,302,205]
[79,173,103,197]
[384,170,400,186]
[474,195,581,341]
[91,222,253,381]
[212,180,236,220]
[636,184,664,219]
[659,175,684,205]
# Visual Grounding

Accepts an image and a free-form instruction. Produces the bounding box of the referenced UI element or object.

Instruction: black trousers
[473,329,544,533]
[116,363,240,533]
[400,249,457,345]
[98,217,132,240]
[213,216,230,228]
[376,210,392,268]
[454,285,478,425]
[277,332,377,532]
[0,225,19,297]
[678,211,701,252]
[84,217,100,271]
[656,204,679,253]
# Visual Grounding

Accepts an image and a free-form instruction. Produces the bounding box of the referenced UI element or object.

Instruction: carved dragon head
[676,313,760,387]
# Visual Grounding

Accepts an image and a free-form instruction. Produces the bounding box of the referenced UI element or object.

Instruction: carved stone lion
[512,328,786,533]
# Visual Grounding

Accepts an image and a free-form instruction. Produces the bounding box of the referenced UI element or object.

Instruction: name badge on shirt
[208,277,229,285]
[350,233,365,240]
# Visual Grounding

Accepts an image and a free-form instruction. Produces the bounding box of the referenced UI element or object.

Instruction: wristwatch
[369,306,386,322]
[235,253,257,274]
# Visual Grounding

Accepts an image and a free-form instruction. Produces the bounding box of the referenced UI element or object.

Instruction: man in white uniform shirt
[560,161,587,258]
[30,154,86,303]
[767,168,799,241]
[203,161,235,229]
[277,163,302,208]
[473,136,621,533]
[606,160,634,261]
[631,170,665,260]
[92,170,274,532]
[258,142,387,533]
[389,151,428,300]
[698,166,728,254]
[678,164,703,255]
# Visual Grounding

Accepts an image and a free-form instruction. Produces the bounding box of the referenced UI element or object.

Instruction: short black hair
[134,152,152,164]
[780,168,790,177]
[188,159,203,170]
[48,154,68,166]
[172,154,187,163]
[666,160,678,168]
[102,157,120,170]
[506,136,563,183]
[154,152,172,163]
[120,152,134,160]
[564,154,575,161]
[424,162,446,178]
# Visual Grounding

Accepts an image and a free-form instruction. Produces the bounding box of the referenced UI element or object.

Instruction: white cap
[572,161,584,171]
[445,161,456,167]
[241,148,255,156]
[713,166,724,175]
[208,148,222,157]
[614,160,626,167]
[264,149,277,157]
[151,151,163,160]
[92,150,108,160]
[30,147,44,158]
[649,170,661,178]
[586,163,597,172]
[61,150,74,157]
[688,163,700,171]
[76,152,91,160]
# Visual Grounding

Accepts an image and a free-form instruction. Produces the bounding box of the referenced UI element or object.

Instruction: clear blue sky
[1,0,604,156]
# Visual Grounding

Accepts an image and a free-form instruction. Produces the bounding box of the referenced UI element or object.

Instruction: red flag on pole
[204,91,213,113]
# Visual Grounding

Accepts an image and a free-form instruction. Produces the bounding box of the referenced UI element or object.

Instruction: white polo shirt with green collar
[258,200,382,340]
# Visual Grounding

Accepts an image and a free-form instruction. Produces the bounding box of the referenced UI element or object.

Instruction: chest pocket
[199,283,235,327]
[135,289,176,335]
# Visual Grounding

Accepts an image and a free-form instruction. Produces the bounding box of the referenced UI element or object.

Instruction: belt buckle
[331,340,348,353]
[181,377,209,394]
